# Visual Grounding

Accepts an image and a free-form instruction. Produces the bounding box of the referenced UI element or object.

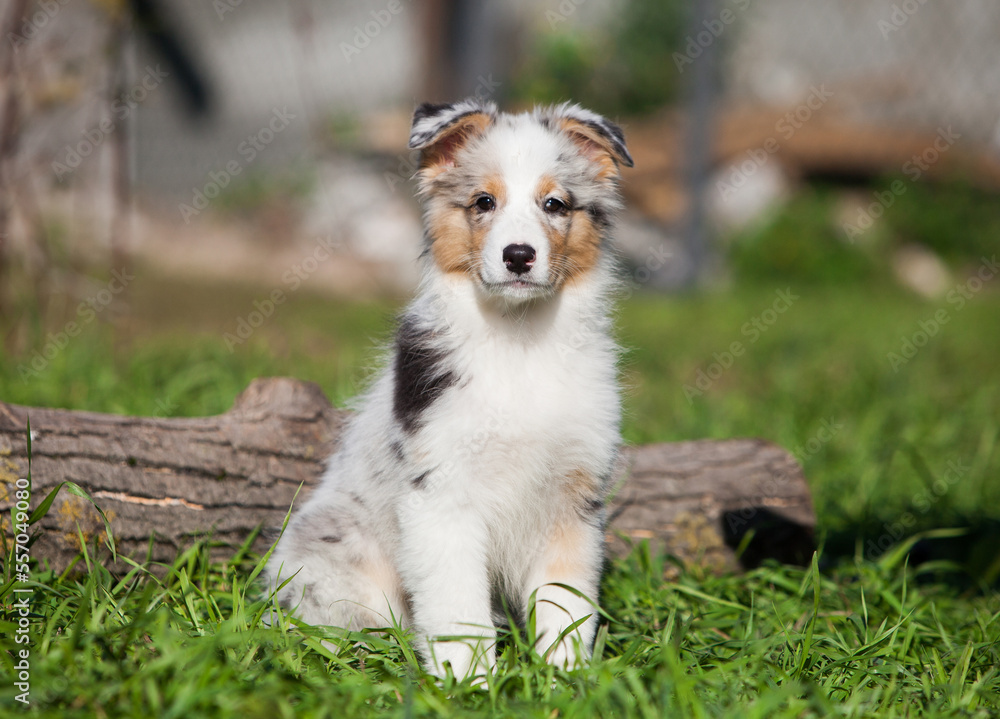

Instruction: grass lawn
[2,270,999,716]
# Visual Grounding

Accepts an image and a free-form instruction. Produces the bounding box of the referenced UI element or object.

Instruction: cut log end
[0,378,816,574]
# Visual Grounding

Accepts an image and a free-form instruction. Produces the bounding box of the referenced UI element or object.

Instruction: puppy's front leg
[525,509,604,669]
[397,495,495,680]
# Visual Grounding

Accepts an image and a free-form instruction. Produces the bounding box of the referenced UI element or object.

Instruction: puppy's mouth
[479,276,555,299]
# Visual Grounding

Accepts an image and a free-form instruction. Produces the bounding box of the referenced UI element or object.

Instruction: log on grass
[0,378,816,574]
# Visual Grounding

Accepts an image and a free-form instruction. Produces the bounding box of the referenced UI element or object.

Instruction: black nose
[503,244,536,275]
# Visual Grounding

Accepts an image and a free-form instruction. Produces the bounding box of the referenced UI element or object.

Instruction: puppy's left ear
[550,103,634,178]
[409,99,497,179]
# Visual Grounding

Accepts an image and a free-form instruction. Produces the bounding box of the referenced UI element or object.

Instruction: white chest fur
[408,272,621,495]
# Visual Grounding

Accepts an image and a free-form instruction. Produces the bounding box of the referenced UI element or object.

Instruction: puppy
[267,98,633,680]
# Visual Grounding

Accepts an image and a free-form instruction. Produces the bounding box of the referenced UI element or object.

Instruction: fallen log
[0,378,816,574]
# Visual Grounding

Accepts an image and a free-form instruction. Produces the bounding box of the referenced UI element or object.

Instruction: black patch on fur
[411,470,430,488]
[390,440,406,462]
[577,495,607,529]
[491,584,525,630]
[587,117,625,144]
[583,497,604,514]
[393,316,457,434]
[420,229,435,254]
[348,491,368,508]
[413,101,454,123]
[320,535,341,544]
[586,203,610,230]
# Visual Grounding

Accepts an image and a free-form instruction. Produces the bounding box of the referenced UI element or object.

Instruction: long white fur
[267,100,630,680]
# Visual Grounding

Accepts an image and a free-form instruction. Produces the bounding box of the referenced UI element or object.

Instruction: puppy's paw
[426,638,495,683]
[542,634,589,670]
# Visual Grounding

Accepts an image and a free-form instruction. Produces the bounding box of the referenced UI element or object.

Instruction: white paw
[542,634,588,669]
[426,639,494,681]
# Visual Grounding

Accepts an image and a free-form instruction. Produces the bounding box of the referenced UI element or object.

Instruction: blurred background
[1,0,998,578]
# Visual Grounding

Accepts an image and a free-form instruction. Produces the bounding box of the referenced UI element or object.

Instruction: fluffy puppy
[267,98,633,680]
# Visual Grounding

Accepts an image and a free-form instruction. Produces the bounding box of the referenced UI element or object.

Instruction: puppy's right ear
[409,99,497,180]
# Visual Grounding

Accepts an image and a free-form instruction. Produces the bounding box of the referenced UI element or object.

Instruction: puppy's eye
[473,194,495,212]
[543,197,569,215]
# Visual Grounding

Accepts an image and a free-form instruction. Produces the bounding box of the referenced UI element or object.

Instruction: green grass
[2,270,999,716]
[2,528,998,716]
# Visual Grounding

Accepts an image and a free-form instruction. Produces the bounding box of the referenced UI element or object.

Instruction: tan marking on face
[537,175,569,285]
[425,172,506,278]
[480,173,507,207]
[426,199,476,276]
[536,175,560,201]
[546,208,602,288]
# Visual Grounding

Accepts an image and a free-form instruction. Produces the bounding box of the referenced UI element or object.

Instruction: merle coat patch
[393,316,457,433]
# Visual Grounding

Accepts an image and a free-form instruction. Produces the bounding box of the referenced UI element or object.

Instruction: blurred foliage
[212,166,315,218]
[324,112,365,150]
[511,0,687,116]
[727,178,1000,284]
[882,177,1000,264]
[727,187,886,285]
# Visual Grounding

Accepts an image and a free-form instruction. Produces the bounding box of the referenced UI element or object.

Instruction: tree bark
[0,378,815,574]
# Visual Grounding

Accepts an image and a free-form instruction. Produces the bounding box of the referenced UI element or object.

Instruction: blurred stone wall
[726,0,1000,147]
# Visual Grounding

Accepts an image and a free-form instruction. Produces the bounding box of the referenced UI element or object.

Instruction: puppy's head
[409,99,633,303]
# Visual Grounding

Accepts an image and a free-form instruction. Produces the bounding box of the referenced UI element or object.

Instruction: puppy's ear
[549,102,634,178]
[409,99,497,179]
